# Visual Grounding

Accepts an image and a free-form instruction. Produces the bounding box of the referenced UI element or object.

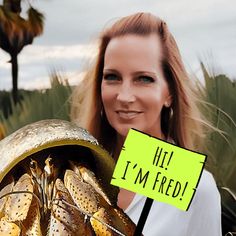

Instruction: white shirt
[125,170,222,236]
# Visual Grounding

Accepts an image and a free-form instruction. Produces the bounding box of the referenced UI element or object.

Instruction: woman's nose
[116,82,136,103]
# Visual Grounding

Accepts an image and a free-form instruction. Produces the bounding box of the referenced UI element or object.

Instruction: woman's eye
[137,76,155,83]
[103,74,119,81]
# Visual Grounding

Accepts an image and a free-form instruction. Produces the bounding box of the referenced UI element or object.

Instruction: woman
[71,12,222,236]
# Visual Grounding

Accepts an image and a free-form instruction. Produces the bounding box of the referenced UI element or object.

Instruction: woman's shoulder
[186,170,222,235]
[197,169,219,193]
[191,169,220,206]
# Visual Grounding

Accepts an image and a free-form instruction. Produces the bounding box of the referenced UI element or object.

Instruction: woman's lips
[116,110,142,119]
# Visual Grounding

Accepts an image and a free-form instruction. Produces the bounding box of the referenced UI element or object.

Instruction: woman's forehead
[103,34,163,73]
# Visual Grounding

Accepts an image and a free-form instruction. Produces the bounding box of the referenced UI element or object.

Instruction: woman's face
[101,34,172,140]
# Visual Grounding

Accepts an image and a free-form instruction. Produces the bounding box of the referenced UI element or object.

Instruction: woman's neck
[113,134,125,161]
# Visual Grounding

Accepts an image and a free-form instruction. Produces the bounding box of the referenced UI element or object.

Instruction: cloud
[0,42,97,90]
[19,70,85,90]
[18,43,98,64]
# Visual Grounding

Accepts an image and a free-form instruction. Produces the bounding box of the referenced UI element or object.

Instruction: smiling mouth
[116,111,142,119]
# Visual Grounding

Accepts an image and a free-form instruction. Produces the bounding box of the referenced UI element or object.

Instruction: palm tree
[0,0,44,103]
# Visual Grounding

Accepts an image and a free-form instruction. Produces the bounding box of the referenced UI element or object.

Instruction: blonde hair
[71,12,206,153]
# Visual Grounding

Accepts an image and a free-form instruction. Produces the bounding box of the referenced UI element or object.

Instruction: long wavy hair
[71,12,206,154]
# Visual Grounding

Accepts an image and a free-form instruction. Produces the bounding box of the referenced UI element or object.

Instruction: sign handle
[134,197,154,236]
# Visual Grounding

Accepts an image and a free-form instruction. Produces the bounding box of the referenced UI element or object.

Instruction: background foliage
[200,63,236,234]
[0,72,72,135]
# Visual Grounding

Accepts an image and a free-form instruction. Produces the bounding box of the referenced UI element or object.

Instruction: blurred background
[0,0,235,234]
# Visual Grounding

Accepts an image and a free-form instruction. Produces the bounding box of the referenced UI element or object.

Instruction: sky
[0,0,236,90]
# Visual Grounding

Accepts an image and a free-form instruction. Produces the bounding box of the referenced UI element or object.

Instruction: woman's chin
[116,126,136,139]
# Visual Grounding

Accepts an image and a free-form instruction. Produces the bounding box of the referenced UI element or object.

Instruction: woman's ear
[164,94,172,108]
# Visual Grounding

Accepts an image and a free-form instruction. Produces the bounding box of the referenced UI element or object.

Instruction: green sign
[111,129,207,211]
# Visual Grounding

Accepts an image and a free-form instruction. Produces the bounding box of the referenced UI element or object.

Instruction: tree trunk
[11,53,18,104]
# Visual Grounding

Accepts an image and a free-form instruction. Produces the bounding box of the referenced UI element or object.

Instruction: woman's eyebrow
[103,69,157,77]
[132,71,157,77]
[103,69,120,75]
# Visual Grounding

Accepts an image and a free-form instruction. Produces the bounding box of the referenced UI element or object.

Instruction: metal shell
[0,119,118,203]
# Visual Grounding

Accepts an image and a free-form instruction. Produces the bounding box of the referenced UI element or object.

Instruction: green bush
[0,72,72,135]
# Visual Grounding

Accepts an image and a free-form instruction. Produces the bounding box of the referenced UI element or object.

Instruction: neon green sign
[111,129,207,211]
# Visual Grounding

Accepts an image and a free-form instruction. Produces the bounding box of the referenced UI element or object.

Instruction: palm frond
[27,6,44,36]
[0,3,44,53]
